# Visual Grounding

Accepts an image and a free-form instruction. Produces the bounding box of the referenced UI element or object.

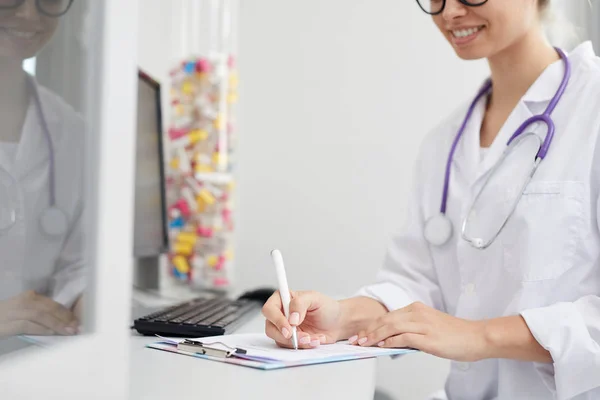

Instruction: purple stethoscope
[0,76,68,237]
[423,48,571,249]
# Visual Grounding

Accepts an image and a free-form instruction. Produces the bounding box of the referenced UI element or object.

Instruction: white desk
[129,312,377,400]
[128,288,377,400]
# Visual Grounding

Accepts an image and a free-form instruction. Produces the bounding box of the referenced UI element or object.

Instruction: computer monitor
[132,70,169,289]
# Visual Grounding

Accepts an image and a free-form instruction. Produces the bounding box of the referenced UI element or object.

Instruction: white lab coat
[358,41,600,400]
[0,78,85,310]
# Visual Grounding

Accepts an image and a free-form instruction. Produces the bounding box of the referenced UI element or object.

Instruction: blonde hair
[542,0,588,49]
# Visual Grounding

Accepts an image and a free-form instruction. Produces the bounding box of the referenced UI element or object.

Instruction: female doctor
[0,0,84,338]
[263,0,600,398]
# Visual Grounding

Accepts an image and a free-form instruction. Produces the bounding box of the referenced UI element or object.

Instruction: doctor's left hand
[351,302,488,362]
[0,291,79,338]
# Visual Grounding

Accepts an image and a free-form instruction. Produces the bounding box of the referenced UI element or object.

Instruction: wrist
[337,296,388,340]
[478,316,552,363]
[477,319,497,361]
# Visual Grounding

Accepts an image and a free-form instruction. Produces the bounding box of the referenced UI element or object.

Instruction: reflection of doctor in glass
[0,0,84,337]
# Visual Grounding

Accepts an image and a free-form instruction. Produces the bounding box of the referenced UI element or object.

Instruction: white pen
[270,249,298,350]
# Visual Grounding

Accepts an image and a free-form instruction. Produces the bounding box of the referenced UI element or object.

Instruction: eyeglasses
[416,0,489,15]
[0,0,74,18]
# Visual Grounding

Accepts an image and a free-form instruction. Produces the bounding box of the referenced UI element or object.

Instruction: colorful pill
[197,226,214,238]
[214,255,226,270]
[184,61,196,75]
[198,189,216,205]
[207,255,219,268]
[174,242,193,256]
[196,58,211,73]
[177,231,197,246]
[173,255,191,274]
[175,198,191,218]
[169,128,187,140]
[182,81,194,95]
[194,164,214,173]
[169,216,185,229]
[189,129,209,144]
[222,208,232,223]
[213,277,229,287]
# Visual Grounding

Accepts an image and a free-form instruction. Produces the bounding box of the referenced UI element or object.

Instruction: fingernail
[319,335,326,344]
[310,339,320,347]
[348,335,358,344]
[65,327,76,335]
[358,337,367,345]
[378,341,385,347]
[300,336,311,345]
[282,327,290,339]
[289,312,300,326]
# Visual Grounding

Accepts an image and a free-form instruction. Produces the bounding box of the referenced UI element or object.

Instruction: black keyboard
[133,296,260,337]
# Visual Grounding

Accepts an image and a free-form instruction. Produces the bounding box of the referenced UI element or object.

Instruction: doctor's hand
[0,291,79,338]
[352,302,488,362]
[262,290,343,349]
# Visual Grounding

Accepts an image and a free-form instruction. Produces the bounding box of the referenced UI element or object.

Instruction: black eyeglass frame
[0,0,74,17]
[416,0,489,15]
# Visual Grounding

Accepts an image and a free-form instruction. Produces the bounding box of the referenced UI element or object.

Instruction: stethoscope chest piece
[424,213,453,246]
[40,206,68,237]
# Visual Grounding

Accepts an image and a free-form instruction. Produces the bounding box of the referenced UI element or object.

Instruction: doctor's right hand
[262,290,343,349]
[0,290,79,337]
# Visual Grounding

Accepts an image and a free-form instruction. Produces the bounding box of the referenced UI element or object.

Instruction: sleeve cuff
[521,302,600,400]
[355,282,415,312]
[51,273,86,310]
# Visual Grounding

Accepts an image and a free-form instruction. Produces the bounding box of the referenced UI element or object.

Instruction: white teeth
[452,26,482,38]
[3,28,37,39]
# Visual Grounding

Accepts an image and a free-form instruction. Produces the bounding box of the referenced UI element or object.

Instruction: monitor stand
[133,256,160,290]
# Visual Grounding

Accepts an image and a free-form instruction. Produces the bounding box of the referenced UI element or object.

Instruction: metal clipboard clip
[177,339,247,358]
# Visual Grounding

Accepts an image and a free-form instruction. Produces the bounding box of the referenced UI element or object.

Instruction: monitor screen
[133,71,168,257]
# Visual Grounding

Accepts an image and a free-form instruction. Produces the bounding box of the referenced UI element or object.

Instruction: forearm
[482,315,552,363]
[338,296,388,339]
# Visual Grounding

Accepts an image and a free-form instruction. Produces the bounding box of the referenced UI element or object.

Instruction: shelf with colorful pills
[166,53,238,290]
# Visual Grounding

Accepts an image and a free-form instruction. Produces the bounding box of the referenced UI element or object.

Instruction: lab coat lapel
[474,101,534,185]
[474,52,568,185]
[13,88,51,181]
[452,96,487,186]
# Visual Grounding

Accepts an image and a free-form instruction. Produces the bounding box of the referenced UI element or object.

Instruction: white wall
[137,1,489,399]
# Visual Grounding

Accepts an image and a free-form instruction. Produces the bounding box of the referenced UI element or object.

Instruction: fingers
[349,306,425,347]
[262,291,293,340]
[15,309,76,335]
[377,333,426,350]
[9,292,78,335]
[265,320,322,349]
[358,322,426,347]
[288,291,321,327]
[30,295,78,327]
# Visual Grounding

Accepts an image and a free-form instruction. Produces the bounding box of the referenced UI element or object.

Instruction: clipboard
[149,333,416,370]
[176,339,247,358]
